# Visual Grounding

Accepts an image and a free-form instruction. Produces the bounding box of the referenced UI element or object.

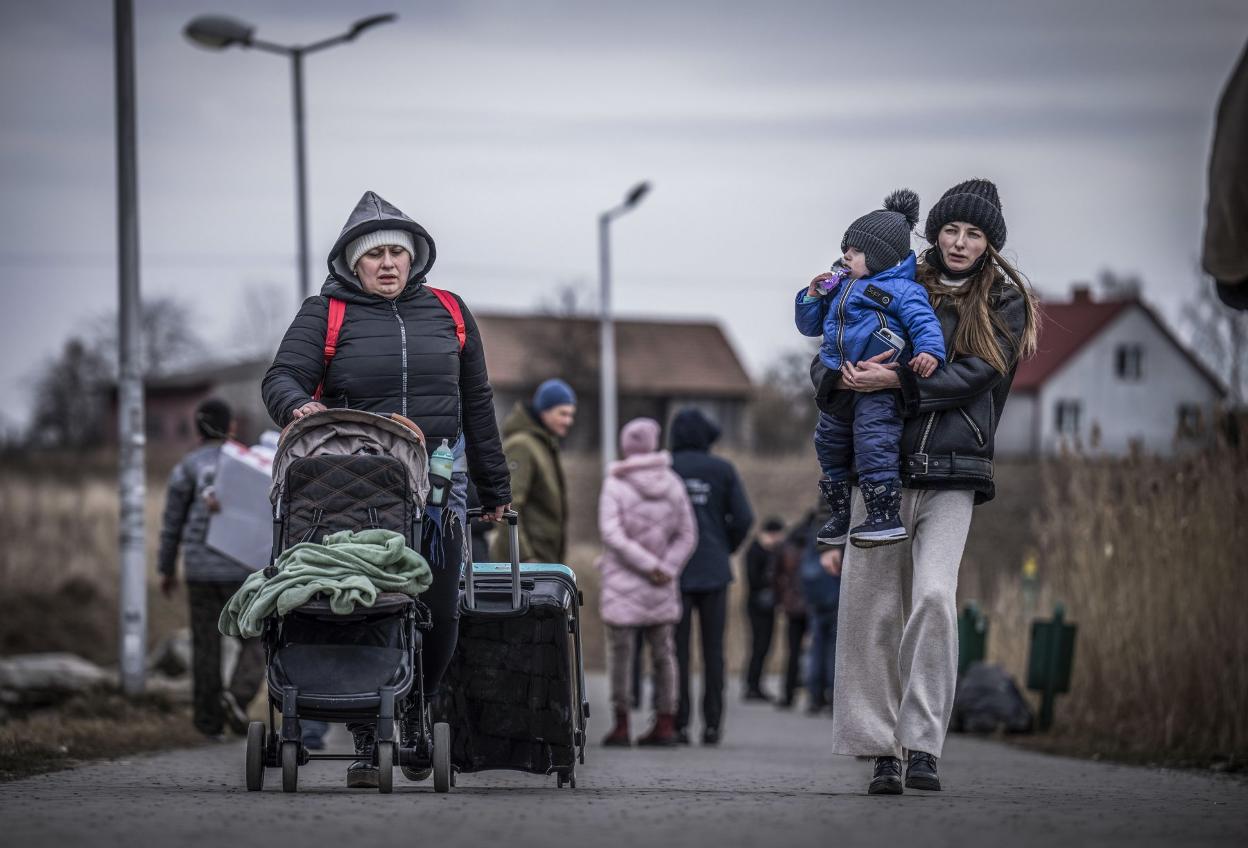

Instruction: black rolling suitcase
[435,509,589,788]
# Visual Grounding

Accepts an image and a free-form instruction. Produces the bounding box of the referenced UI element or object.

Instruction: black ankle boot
[817,478,851,545]
[347,728,379,788]
[401,707,433,781]
[905,751,940,791]
[850,479,907,548]
[868,756,903,795]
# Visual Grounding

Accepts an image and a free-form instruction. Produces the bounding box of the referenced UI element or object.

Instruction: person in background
[598,418,698,748]
[157,398,264,740]
[772,512,812,710]
[492,379,576,564]
[669,408,755,745]
[1204,39,1248,310]
[742,518,785,702]
[801,539,842,716]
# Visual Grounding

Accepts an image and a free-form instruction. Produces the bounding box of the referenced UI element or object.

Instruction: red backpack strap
[426,286,466,351]
[312,297,347,401]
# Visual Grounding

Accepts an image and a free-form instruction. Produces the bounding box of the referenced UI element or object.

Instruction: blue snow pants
[813,391,902,484]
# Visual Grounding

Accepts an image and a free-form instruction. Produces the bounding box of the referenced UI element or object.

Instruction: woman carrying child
[824,179,1039,795]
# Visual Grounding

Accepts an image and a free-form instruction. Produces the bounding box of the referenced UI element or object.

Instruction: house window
[1115,344,1144,380]
[1055,400,1081,436]
[1177,404,1203,438]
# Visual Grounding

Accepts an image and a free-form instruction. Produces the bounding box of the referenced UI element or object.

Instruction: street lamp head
[624,181,651,209]
[348,13,398,39]
[184,15,254,50]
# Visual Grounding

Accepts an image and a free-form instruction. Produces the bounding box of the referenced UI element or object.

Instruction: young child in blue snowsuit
[794,190,946,547]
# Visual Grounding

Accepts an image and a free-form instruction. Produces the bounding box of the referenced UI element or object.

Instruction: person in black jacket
[828,179,1039,796]
[742,517,784,702]
[668,408,755,745]
[262,190,511,788]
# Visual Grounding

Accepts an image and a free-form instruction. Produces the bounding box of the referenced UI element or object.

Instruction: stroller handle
[463,508,521,611]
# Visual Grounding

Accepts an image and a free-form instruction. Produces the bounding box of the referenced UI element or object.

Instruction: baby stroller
[242,409,452,794]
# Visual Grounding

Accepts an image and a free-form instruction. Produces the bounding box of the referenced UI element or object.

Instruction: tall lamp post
[184,13,396,302]
[598,181,651,471]
[114,0,146,696]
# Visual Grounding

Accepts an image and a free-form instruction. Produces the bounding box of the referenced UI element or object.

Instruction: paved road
[1,675,1245,847]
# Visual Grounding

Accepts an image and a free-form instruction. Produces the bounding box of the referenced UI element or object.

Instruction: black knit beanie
[195,398,232,440]
[841,189,921,275]
[924,178,1007,250]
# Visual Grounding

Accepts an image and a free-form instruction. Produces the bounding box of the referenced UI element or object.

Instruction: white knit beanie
[344,228,416,272]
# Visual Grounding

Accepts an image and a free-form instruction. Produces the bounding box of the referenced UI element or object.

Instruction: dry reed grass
[0,469,187,665]
[984,441,1248,762]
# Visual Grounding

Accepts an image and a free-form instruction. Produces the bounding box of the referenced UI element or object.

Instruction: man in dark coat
[742,518,785,702]
[669,407,755,744]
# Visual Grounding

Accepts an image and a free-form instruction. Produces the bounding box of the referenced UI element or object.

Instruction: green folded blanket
[219,528,433,638]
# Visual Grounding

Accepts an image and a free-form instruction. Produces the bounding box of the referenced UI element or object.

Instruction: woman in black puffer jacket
[262,190,511,788]
[827,179,1039,796]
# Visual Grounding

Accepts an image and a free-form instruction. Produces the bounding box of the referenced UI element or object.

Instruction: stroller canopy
[271,409,431,508]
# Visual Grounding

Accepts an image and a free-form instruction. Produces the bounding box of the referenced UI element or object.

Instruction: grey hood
[324,191,436,296]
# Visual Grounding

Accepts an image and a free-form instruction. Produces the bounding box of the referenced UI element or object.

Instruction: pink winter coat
[597,425,698,628]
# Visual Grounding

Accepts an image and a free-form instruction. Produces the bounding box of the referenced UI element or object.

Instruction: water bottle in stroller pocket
[428,439,454,507]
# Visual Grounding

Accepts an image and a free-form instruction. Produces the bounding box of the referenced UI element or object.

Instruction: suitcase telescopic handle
[464,508,521,611]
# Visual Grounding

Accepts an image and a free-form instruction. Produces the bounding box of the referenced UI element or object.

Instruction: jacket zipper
[917,410,939,455]
[958,407,986,446]
[835,279,857,365]
[390,301,408,417]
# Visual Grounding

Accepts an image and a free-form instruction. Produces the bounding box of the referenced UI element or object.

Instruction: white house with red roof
[995,286,1225,456]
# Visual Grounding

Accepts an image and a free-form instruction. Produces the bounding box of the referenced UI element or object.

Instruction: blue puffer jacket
[794,252,946,371]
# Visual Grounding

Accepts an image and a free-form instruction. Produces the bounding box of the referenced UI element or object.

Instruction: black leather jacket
[896,282,1027,505]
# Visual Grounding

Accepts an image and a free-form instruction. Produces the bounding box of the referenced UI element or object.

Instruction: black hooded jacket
[261,191,510,508]
[669,409,755,592]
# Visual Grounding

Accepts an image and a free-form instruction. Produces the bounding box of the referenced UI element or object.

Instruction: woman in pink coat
[598,417,698,747]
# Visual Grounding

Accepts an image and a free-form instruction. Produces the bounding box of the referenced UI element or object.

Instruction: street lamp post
[184,13,397,302]
[598,182,651,471]
[114,0,146,697]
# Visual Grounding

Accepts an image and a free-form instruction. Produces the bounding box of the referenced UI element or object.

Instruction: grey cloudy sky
[2,0,1246,429]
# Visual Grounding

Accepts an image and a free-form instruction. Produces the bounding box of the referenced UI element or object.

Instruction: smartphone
[861,327,906,364]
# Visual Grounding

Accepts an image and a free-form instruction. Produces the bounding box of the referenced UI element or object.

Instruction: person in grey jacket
[158,398,264,739]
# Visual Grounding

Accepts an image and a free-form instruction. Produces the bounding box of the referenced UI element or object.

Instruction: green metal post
[1038,603,1065,731]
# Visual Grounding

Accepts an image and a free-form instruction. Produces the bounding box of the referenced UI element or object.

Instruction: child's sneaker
[850,479,907,548]
[816,478,851,545]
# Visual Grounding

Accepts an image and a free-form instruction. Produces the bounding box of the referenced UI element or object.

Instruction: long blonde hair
[916,245,1040,375]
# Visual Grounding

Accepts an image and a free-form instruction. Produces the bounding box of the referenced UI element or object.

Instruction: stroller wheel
[281,741,299,793]
[377,742,394,794]
[245,722,266,791]
[432,722,452,793]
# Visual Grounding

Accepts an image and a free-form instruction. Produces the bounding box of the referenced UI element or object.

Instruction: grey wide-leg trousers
[830,487,974,759]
